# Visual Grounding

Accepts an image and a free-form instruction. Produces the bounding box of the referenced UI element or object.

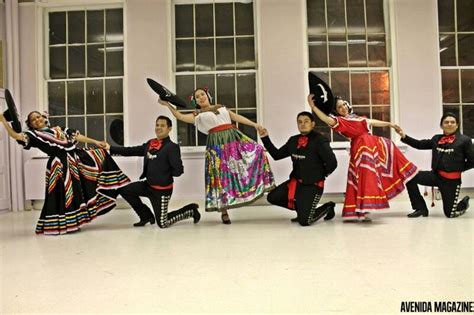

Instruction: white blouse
[194,107,232,135]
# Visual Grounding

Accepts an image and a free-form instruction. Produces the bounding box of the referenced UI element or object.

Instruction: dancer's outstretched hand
[259,128,269,138]
[0,113,5,123]
[158,97,171,107]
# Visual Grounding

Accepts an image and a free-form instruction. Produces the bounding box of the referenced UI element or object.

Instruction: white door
[0,93,11,210]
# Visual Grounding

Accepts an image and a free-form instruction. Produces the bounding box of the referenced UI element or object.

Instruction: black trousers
[119,181,194,228]
[267,180,327,226]
[406,171,464,218]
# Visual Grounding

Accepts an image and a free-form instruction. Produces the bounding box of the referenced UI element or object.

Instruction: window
[438,0,474,138]
[173,1,257,147]
[46,8,124,146]
[307,0,392,141]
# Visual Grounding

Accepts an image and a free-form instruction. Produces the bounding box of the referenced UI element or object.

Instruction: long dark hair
[333,96,353,116]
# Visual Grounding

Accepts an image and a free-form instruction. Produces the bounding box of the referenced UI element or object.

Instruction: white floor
[1,198,473,314]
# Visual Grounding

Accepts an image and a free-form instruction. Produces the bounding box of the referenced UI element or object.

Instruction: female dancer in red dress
[308,95,418,221]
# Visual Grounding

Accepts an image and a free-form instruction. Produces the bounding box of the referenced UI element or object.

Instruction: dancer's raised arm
[158,99,195,124]
[307,94,336,127]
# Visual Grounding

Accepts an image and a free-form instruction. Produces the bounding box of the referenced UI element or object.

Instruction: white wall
[17,0,473,203]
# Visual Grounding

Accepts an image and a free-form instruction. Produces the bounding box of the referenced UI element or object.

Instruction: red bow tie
[438,135,456,145]
[297,135,309,149]
[149,139,163,151]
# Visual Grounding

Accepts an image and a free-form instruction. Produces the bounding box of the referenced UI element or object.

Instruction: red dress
[332,115,418,219]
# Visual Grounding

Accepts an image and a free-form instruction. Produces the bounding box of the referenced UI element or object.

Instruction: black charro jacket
[110,137,183,187]
[401,132,474,173]
[261,130,337,185]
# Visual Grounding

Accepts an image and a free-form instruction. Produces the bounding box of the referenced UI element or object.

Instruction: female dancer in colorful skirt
[308,95,418,221]
[0,111,130,235]
[159,87,275,224]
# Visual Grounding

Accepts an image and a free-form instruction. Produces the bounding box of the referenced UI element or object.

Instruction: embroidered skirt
[205,124,275,212]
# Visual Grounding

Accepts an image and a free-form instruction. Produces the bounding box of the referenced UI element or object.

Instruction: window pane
[237,109,257,140]
[346,0,365,34]
[366,0,385,33]
[49,12,66,45]
[331,71,350,98]
[106,115,124,146]
[438,0,455,32]
[217,74,236,108]
[68,11,85,44]
[87,10,105,43]
[87,116,105,141]
[196,39,214,71]
[457,0,474,32]
[308,36,328,68]
[368,35,386,67]
[458,34,474,66]
[195,4,213,37]
[307,0,326,36]
[372,106,391,138]
[48,81,65,116]
[351,72,370,105]
[353,105,370,118]
[441,69,459,103]
[236,37,255,69]
[370,71,390,104]
[49,117,65,129]
[67,80,85,115]
[328,35,347,67]
[87,44,105,77]
[461,69,474,103]
[106,43,124,76]
[216,3,234,36]
[68,45,85,78]
[348,35,367,67]
[176,40,195,72]
[462,105,474,137]
[50,47,66,79]
[235,3,254,36]
[216,38,235,70]
[237,73,256,108]
[439,34,457,66]
[176,75,195,110]
[86,79,104,114]
[105,79,123,113]
[106,9,123,42]
[196,74,215,99]
[198,131,207,146]
[177,120,196,146]
[175,5,194,38]
[327,0,346,34]
[68,116,85,134]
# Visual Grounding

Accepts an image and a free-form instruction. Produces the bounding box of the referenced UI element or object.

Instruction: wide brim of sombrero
[4,89,22,133]
[146,78,187,108]
[308,72,335,115]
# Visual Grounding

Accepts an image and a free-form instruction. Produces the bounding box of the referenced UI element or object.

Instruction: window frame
[42,3,126,146]
[305,0,396,148]
[171,0,260,151]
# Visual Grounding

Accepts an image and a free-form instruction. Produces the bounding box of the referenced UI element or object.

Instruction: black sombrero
[3,89,22,133]
[308,72,335,115]
[146,78,187,108]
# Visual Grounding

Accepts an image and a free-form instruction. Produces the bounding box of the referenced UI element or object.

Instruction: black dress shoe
[324,202,336,221]
[407,209,428,218]
[457,196,470,212]
[133,216,156,227]
[192,205,201,224]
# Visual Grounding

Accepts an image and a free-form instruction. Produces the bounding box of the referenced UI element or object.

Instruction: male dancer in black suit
[396,112,473,218]
[260,112,338,226]
[107,116,200,227]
